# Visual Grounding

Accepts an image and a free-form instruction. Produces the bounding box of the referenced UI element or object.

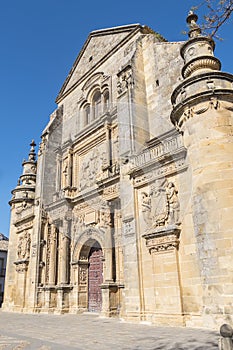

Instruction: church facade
[3,13,233,330]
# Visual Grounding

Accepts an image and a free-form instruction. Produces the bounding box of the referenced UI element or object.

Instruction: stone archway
[78,239,103,312]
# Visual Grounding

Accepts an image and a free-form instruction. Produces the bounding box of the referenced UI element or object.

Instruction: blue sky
[0,0,232,236]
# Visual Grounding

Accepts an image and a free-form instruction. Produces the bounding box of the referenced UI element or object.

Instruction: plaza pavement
[0,310,219,349]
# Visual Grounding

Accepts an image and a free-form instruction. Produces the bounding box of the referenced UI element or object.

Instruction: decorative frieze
[133,157,186,187]
[174,97,221,131]
[102,184,119,200]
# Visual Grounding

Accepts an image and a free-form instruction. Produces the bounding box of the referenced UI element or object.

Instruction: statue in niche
[166,182,180,225]
[98,199,111,228]
[17,231,31,260]
[75,214,85,233]
[62,160,68,188]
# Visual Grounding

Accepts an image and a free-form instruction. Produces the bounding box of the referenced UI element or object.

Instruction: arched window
[92,90,101,120]
[103,90,110,112]
[84,104,90,126]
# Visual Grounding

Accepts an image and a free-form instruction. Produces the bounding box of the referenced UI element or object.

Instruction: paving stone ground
[0,310,219,349]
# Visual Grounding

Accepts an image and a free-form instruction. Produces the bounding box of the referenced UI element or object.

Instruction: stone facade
[3,15,233,330]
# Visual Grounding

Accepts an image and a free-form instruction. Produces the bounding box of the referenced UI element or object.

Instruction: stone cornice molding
[182,56,221,79]
[171,71,233,129]
[171,71,233,106]
[14,258,29,273]
[142,226,180,254]
[13,214,35,228]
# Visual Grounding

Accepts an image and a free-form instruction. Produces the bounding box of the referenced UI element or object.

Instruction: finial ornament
[186,10,201,38]
[28,139,36,162]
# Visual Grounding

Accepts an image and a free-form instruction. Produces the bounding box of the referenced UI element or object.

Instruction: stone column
[48,224,57,286]
[67,148,73,187]
[44,288,50,309]
[56,287,63,312]
[104,226,113,282]
[58,234,69,285]
[55,154,61,193]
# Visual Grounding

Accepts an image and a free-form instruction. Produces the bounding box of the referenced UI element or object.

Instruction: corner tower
[3,141,37,311]
[171,12,233,328]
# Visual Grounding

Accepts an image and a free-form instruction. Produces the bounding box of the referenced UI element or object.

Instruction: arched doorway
[88,243,103,312]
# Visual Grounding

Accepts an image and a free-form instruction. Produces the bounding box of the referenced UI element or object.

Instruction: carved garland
[176,96,220,130]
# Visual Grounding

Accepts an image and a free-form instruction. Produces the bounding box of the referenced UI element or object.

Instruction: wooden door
[88,247,103,312]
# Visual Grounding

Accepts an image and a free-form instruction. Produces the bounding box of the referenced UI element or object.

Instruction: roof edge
[55,24,156,103]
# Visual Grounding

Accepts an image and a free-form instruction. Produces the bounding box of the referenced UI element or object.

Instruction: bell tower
[171,12,233,327]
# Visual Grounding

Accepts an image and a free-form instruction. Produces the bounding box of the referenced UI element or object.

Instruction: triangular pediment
[56,24,154,102]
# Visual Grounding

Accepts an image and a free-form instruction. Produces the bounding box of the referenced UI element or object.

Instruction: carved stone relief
[117,66,134,96]
[133,157,186,187]
[143,229,180,254]
[141,180,180,231]
[73,213,86,235]
[17,231,31,260]
[99,209,111,228]
[79,145,107,190]
[79,266,88,285]
[175,97,221,131]
[103,184,119,200]
[122,216,135,236]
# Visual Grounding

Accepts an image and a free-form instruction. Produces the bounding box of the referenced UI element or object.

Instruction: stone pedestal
[13,259,29,310]
[143,226,184,326]
[101,282,119,317]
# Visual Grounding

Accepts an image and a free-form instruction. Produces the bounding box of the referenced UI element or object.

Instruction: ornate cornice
[142,227,180,254]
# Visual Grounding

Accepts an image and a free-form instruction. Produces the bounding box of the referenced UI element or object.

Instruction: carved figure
[99,210,111,228]
[17,231,31,260]
[141,192,152,227]
[79,267,87,284]
[141,180,180,229]
[75,214,85,232]
[166,182,180,225]
[62,160,68,187]
[150,183,168,227]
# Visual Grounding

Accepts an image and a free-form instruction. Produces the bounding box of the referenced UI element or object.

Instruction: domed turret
[171,11,233,131]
